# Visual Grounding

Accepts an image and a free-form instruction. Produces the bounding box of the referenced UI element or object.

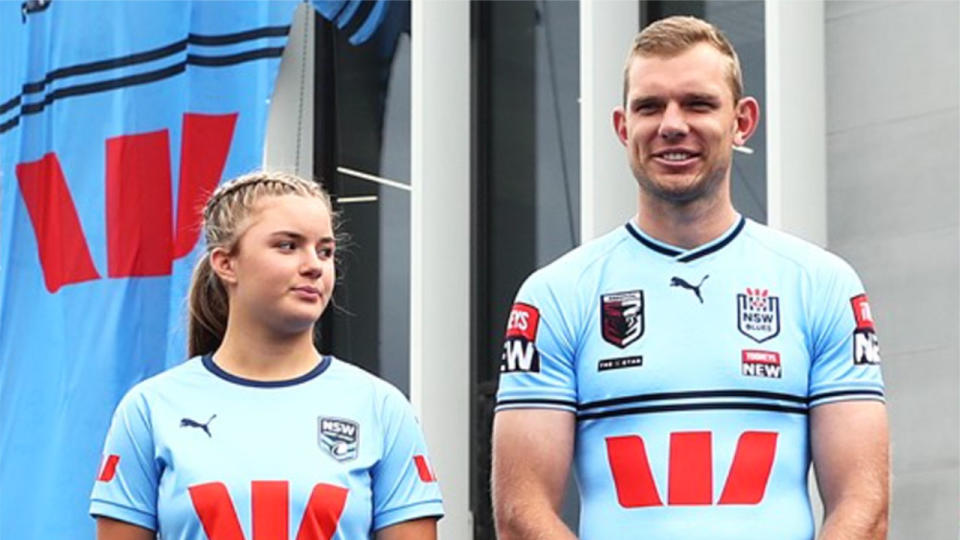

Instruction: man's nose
[658,102,689,140]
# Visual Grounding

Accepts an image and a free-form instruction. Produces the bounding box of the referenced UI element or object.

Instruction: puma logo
[670,275,709,303]
[180,414,217,438]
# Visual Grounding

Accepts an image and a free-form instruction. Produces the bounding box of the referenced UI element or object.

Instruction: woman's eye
[277,241,296,250]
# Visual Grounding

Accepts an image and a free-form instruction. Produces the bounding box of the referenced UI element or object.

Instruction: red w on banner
[15,112,236,292]
[15,154,101,292]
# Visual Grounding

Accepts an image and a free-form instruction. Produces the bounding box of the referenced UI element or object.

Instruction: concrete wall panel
[825,0,959,534]
[826,1,959,133]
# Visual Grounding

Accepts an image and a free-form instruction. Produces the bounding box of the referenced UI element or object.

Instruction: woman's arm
[96,516,155,540]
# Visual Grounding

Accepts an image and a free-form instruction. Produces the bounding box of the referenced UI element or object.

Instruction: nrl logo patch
[737,288,780,343]
[600,290,644,348]
[318,417,359,461]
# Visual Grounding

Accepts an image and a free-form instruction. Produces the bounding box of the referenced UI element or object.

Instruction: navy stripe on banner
[579,388,808,411]
[19,39,189,96]
[0,95,21,116]
[342,0,376,39]
[186,47,285,67]
[577,401,809,421]
[0,47,284,135]
[188,25,290,46]
[0,25,290,117]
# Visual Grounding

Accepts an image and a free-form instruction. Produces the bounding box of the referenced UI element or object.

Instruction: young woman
[90,172,442,539]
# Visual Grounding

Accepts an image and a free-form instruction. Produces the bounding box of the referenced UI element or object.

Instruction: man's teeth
[662,152,692,161]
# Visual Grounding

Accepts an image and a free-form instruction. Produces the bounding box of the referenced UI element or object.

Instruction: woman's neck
[214,319,320,381]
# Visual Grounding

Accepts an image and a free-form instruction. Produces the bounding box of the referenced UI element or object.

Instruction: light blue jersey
[496,217,884,540]
[91,356,443,539]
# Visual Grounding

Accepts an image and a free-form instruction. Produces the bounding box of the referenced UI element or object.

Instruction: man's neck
[634,190,739,250]
[214,313,319,381]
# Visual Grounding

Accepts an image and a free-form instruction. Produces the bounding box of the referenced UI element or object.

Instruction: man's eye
[688,101,713,111]
[634,102,659,114]
[318,247,335,258]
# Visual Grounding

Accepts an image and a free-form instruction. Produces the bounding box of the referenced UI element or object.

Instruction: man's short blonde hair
[622,16,743,105]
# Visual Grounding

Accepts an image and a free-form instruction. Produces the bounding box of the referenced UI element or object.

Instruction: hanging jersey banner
[0,1,388,537]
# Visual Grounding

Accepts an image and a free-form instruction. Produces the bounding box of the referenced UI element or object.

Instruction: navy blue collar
[625,215,745,263]
[202,353,331,387]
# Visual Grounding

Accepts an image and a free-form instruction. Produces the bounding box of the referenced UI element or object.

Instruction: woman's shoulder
[117,357,207,402]
[324,357,412,407]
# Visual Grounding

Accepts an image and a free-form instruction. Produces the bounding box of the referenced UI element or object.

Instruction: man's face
[614,42,756,204]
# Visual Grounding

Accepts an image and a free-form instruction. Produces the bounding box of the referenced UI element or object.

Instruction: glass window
[471,0,581,535]
[314,3,413,393]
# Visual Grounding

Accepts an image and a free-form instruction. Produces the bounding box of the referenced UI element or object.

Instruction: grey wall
[824,2,959,537]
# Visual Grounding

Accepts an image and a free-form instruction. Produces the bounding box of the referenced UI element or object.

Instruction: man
[492,16,888,540]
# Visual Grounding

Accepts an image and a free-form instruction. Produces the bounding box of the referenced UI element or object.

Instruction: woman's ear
[209,247,238,286]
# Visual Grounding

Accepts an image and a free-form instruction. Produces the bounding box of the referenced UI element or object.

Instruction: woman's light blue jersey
[497,217,884,540]
[91,356,443,539]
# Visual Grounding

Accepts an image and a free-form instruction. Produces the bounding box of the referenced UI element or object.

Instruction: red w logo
[14,113,236,292]
[188,481,348,540]
[606,430,778,507]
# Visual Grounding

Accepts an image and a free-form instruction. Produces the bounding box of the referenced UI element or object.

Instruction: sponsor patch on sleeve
[97,454,120,482]
[500,303,541,373]
[850,294,880,365]
[413,455,438,483]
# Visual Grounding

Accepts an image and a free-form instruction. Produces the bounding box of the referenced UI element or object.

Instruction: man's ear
[733,96,760,147]
[612,106,629,146]
[209,247,237,286]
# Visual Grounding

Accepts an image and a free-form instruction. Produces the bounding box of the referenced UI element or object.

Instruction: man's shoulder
[524,224,632,290]
[742,219,854,276]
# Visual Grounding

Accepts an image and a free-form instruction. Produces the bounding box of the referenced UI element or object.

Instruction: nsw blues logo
[737,288,780,343]
[600,290,644,348]
[318,417,359,461]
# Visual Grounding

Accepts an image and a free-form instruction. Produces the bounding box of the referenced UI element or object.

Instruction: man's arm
[492,409,577,540]
[376,517,438,540]
[811,400,889,539]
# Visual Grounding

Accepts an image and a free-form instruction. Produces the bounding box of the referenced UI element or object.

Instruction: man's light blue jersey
[91,356,443,539]
[496,217,884,540]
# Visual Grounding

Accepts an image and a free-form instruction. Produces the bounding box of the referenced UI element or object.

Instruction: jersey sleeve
[89,387,160,531]
[807,257,885,407]
[370,386,444,531]
[495,270,579,413]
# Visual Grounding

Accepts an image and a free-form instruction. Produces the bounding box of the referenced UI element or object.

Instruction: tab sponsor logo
[500,303,541,373]
[850,294,880,365]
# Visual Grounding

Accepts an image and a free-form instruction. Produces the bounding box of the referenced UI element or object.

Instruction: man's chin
[639,176,709,204]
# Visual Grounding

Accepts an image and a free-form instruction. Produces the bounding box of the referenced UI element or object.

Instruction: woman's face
[218,194,336,336]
